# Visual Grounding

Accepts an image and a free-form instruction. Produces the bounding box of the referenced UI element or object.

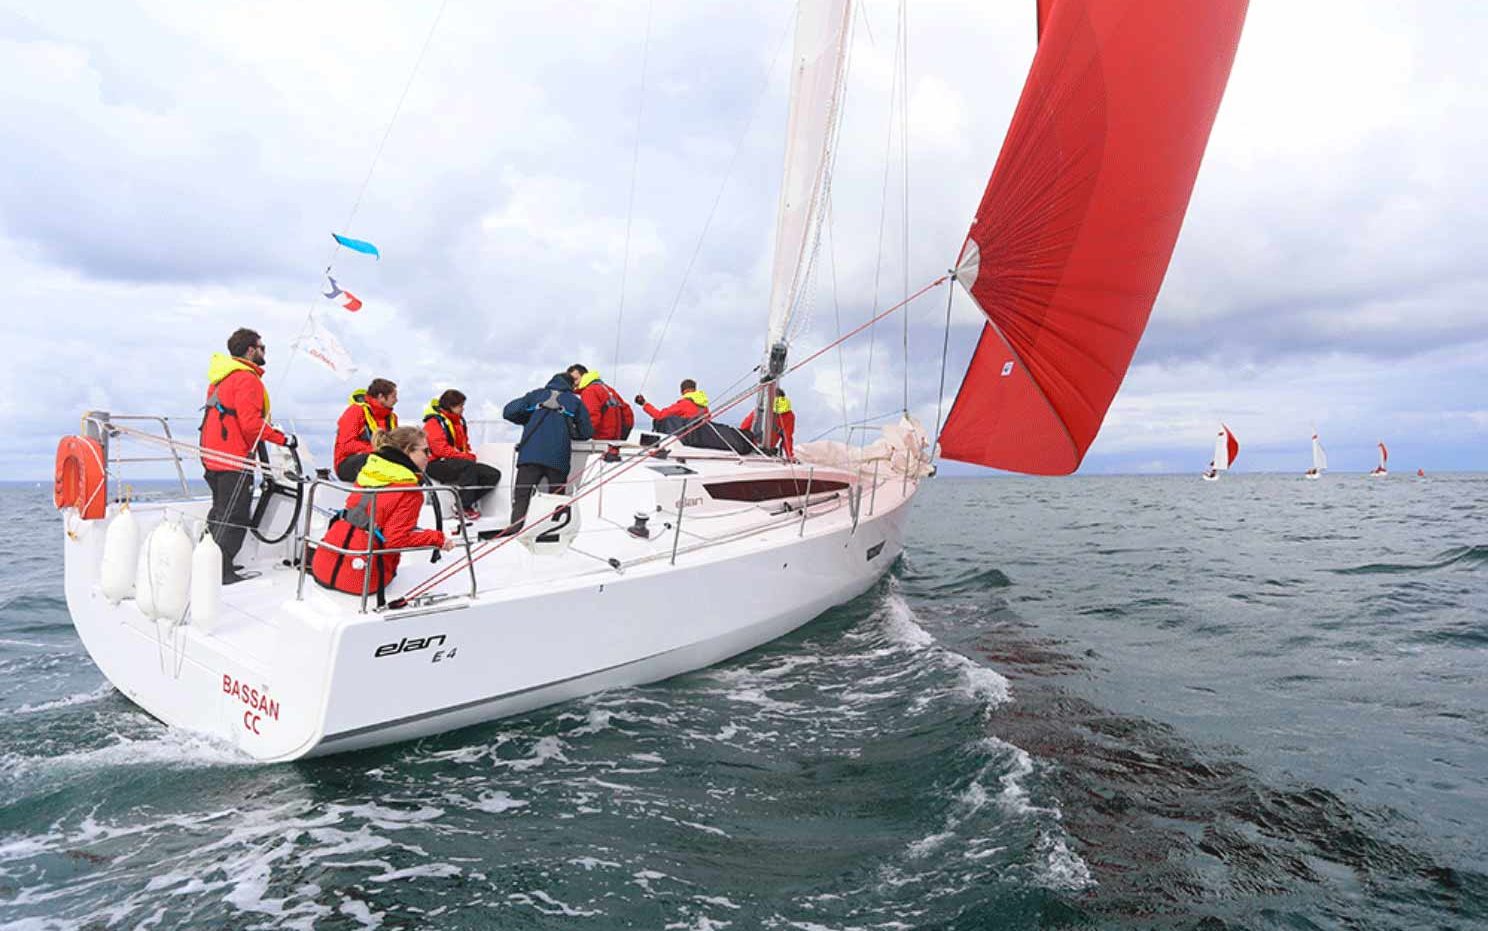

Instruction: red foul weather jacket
[334,392,398,469]
[576,376,635,441]
[311,449,445,597]
[200,354,286,472]
[423,404,476,462]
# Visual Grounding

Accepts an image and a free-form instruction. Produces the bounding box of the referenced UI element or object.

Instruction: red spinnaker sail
[938,0,1248,474]
[1379,441,1388,465]
[1225,425,1240,467]
[1036,0,1056,40]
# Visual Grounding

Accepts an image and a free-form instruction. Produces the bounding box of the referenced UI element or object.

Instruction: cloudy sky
[2,0,1483,480]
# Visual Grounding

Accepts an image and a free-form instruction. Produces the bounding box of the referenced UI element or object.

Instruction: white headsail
[1312,433,1327,472]
[764,0,853,352]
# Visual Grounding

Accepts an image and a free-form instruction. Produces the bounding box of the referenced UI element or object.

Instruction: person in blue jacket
[501,372,594,533]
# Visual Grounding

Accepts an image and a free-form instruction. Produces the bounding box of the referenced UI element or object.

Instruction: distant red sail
[1225,425,1240,466]
[938,0,1248,474]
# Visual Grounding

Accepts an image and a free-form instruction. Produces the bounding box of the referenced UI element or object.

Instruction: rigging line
[402,274,947,600]
[825,199,850,450]
[806,407,905,443]
[613,0,654,378]
[639,9,796,393]
[242,2,448,529]
[899,0,910,415]
[860,4,905,451]
[931,275,955,450]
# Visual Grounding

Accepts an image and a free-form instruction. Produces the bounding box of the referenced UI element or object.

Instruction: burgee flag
[323,275,363,312]
[293,313,359,381]
[332,233,380,259]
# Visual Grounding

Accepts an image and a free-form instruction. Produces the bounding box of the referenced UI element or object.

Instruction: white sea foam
[471,790,528,814]
[4,684,115,716]
[508,889,603,916]
[876,587,1012,711]
[1035,832,1095,891]
[495,734,568,772]
[338,897,385,929]
[0,725,251,789]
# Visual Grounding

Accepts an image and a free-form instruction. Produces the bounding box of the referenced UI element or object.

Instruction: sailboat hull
[62,460,918,761]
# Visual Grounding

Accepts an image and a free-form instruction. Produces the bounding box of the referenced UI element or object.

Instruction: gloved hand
[283,433,299,450]
[634,394,646,406]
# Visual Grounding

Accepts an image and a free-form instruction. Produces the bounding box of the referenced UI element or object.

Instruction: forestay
[939,0,1249,474]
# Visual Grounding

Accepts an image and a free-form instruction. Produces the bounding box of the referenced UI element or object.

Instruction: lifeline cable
[398,273,948,602]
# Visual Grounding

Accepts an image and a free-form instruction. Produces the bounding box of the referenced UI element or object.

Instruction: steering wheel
[250,440,306,545]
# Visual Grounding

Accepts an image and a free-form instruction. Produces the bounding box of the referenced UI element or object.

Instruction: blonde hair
[373,426,426,455]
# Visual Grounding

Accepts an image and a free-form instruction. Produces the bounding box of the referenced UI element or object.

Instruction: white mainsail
[1311,433,1327,472]
[763,0,853,351]
[1212,428,1230,471]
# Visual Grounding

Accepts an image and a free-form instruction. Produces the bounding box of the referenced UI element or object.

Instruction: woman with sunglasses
[311,426,456,602]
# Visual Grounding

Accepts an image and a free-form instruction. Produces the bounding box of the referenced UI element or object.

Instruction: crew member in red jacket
[566,364,635,441]
[199,327,294,584]
[334,378,399,482]
[422,388,502,520]
[635,379,708,432]
[739,388,796,459]
[312,426,455,602]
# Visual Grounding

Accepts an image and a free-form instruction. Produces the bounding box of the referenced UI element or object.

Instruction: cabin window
[703,478,849,502]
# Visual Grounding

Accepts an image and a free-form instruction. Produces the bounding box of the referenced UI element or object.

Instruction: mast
[756,0,852,450]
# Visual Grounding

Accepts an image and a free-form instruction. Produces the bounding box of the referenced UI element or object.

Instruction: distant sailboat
[1202,424,1239,481]
[1370,441,1389,476]
[1417,467,1426,478]
[1304,432,1327,479]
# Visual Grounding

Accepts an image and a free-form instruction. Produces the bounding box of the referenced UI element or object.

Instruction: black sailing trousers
[204,468,255,579]
[426,458,503,509]
[509,463,567,527]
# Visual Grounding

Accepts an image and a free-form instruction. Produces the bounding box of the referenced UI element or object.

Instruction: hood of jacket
[576,370,602,390]
[547,373,575,393]
[682,389,709,408]
[207,353,263,385]
[357,447,421,487]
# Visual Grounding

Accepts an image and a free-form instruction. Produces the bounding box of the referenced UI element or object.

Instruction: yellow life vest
[682,389,710,408]
[206,353,271,416]
[355,453,419,488]
[774,395,792,415]
[576,370,602,390]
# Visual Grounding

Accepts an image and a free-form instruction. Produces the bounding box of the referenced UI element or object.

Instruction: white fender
[190,533,223,631]
[99,505,139,604]
[148,519,194,622]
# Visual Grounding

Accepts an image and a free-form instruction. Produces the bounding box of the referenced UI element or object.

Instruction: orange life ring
[54,435,107,520]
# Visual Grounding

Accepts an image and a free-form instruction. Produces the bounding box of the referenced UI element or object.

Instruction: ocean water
[1,474,1485,930]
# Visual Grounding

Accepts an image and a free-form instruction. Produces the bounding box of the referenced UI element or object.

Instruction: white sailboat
[1304,431,1327,479]
[1370,440,1389,476]
[1202,424,1239,481]
[51,1,1249,760]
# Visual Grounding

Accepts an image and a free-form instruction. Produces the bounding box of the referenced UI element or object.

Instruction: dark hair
[777,387,786,397]
[567,363,588,377]
[680,379,697,393]
[227,328,261,358]
[438,389,467,409]
[366,377,398,400]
